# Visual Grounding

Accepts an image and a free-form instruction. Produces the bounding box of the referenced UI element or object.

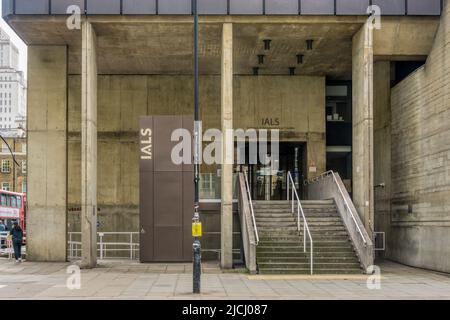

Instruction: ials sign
[140,128,153,160]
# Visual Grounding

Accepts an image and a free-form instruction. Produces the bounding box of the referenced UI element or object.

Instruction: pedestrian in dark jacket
[9,222,23,262]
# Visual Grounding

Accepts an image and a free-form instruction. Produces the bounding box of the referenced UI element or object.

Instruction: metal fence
[68,232,139,260]
[0,231,13,259]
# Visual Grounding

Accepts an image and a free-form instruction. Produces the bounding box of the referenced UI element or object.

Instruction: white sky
[0,2,28,78]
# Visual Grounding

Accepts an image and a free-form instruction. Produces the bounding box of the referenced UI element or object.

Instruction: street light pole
[192,0,202,295]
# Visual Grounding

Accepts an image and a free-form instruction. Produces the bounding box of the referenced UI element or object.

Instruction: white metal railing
[0,231,12,259]
[287,171,313,275]
[244,172,259,245]
[305,170,367,246]
[68,232,139,260]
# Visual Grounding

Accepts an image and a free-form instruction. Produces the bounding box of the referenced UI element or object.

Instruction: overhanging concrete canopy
[5,15,367,78]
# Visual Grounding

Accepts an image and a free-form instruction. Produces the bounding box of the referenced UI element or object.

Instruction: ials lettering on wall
[261,118,280,127]
[140,128,153,160]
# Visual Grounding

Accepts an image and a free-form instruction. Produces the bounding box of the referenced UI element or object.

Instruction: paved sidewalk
[0,259,449,299]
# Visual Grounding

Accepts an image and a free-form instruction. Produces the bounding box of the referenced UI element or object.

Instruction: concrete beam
[81,20,98,268]
[352,23,374,237]
[27,46,67,261]
[373,17,439,57]
[220,22,233,269]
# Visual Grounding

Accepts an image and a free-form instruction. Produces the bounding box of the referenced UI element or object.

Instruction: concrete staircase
[254,200,363,274]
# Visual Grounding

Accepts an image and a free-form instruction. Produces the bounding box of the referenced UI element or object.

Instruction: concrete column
[81,20,98,268]
[221,22,233,269]
[27,46,67,261]
[352,23,374,237]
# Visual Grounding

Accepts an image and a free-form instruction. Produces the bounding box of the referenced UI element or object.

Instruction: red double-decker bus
[0,190,26,233]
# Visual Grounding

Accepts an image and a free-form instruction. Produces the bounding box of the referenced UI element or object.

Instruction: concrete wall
[387,0,450,273]
[373,61,391,259]
[66,75,325,259]
[27,46,67,261]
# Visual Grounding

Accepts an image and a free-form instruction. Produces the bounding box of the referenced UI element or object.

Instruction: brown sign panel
[139,116,194,262]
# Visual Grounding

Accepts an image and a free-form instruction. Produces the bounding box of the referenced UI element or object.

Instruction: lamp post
[192,0,202,295]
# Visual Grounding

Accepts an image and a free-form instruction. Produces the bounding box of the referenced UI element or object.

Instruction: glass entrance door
[239,142,306,201]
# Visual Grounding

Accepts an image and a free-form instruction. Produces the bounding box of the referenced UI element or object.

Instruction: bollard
[193,237,201,294]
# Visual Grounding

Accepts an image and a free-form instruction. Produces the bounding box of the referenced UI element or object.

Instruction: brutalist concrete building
[3,0,449,274]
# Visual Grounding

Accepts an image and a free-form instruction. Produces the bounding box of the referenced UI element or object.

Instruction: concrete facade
[6,0,450,274]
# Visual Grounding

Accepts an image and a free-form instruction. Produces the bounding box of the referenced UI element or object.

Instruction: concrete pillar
[352,23,374,236]
[81,20,98,268]
[221,22,233,269]
[27,46,67,261]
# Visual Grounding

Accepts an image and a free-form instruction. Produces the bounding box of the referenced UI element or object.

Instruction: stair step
[304,217,342,221]
[302,208,339,216]
[259,227,299,232]
[253,207,295,213]
[303,214,340,218]
[256,251,357,258]
[256,221,296,225]
[257,245,353,251]
[258,242,352,249]
[308,227,347,231]
[300,200,335,205]
[255,213,294,217]
[258,268,362,275]
[258,257,360,263]
[258,262,361,269]
[260,236,350,243]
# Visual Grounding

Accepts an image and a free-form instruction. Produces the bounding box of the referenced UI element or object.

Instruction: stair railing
[305,171,367,245]
[304,171,374,271]
[287,171,313,275]
[237,172,258,274]
[244,172,259,245]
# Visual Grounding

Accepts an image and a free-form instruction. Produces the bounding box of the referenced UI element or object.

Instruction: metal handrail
[244,173,259,245]
[287,171,313,275]
[305,170,367,246]
[67,232,140,260]
[0,232,13,260]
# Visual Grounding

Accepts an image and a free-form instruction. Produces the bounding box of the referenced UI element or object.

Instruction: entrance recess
[238,142,306,201]
[139,116,194,262]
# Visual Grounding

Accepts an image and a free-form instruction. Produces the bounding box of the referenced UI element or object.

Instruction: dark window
[51,0,85,14]
[198,0,228,14]
[392,61,426,86]
[372,0,406,15]
[266,0,299,15]
[87,0,121,14]
[229,0,263,15]
[336,0,370,15]
[15,0,49,14]
[301,0,335,15]
[158,0,192,14]
[407,0,441,16]
[122,0,157,14]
